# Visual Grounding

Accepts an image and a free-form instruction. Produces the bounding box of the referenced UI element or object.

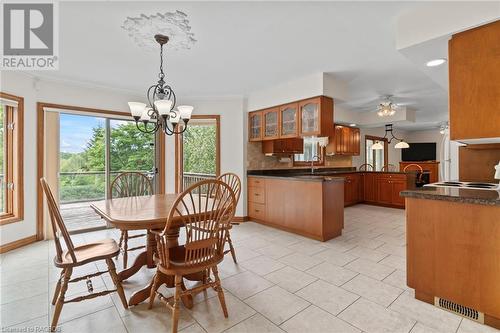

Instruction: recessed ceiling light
[426,58,447,67]
[349,123,357,127]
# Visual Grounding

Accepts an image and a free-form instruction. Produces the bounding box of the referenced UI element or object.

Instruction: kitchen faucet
[311,155,321,174]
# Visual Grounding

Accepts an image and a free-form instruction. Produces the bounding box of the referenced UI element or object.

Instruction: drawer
[248,177,265,188]
[248,202,266,220]
[248,186,265,204]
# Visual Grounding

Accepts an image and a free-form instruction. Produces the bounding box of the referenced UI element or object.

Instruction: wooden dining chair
[216,173,241,263]
[358,163,374,171]
[111,172,153,268]
[381,164,396,172]
[403,163,425,185]
[40,178,128,332]
[149,179,236,333]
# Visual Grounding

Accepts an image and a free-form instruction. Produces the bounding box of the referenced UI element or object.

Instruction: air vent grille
[434,297,484,323]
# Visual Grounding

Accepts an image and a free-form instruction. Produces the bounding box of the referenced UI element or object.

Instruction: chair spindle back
[111,172,153,198]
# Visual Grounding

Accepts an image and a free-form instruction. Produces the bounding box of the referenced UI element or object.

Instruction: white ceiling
[30,1,466,129]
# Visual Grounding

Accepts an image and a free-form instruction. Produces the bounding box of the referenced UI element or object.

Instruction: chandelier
[377,96,398,117]
[128,34,193,135]
[372,124,409,150]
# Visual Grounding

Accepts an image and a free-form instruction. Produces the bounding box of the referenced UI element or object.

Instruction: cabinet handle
[254,193,260,196]
[255,209,260,213]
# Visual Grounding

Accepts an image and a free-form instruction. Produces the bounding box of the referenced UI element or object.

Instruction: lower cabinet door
[391,180,406,207]
[376,179,393,204]
[248,202,266,220]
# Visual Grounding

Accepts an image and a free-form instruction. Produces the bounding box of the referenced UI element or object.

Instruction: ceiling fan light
[395,141,410,149]
[372,141,384,150]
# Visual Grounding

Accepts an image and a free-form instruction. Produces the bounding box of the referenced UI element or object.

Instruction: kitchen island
[248,175,344,241]
[401,187,500,329]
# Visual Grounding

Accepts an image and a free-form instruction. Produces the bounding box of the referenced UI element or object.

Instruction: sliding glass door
[59,113,157,233]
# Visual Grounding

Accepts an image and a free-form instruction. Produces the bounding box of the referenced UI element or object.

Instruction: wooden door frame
[36,102,166,240]
[365,135,389,171]
[175,115,221,193]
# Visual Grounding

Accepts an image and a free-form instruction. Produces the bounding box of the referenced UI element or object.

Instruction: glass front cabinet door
[299,97,321,136]
[279,103,299,138]
[263,107,280,140]
[249,111,262,141]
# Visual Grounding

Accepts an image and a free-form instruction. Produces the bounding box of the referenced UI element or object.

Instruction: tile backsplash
[247,142,352,170]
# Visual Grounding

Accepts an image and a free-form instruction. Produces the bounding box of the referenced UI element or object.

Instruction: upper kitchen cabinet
[299,96,334,137]
[263,107,280,140]
[449,20,500,141]
[279,102,299,138]
[326,125,360,155]
[248,111,263,141]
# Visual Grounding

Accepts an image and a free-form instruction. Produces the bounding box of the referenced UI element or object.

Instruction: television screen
[401,143,436,161]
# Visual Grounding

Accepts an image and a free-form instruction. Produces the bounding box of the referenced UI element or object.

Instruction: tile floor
[1,204,499,333]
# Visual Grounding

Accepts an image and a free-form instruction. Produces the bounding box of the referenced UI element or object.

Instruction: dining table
[90,193,203,307]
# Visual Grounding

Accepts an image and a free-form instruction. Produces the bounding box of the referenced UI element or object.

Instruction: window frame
[0,92,24,225]
[293,138,325,167]
[365,135,388,171]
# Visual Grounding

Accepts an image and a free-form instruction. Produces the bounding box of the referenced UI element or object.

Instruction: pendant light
[372,124,409,150]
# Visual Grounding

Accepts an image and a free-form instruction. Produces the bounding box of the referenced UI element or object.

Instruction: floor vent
[434,297,484,323]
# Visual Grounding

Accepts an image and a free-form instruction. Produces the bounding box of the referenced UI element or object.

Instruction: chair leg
[171,275,183,333]
[123,231,129,269]
[51,267,72,332]
[117,230,125,260]
[148,271,160,309]
[212,266,228,318]
[51,268,65,305]
[227,233,237,264]
[106,258,128,309]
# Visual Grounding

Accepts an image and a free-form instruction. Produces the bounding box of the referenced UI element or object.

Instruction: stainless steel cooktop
[425,181,500,191]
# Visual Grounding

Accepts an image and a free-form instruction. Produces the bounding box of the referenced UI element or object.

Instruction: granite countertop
[401,187,500,206]
[247,174,346,182]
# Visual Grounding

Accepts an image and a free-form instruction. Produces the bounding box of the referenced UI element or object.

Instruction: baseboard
[233,216,249,222]
[0,235,38,254]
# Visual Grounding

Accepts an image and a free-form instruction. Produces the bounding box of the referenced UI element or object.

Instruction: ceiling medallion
[122,10,196,50]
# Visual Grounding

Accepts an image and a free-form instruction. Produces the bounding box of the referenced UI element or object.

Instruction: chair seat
[157,245,224,276]
[55,238,120,268]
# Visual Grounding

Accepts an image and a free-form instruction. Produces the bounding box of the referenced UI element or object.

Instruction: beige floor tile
[58,307,127,333]
[225,313,284,333]
[286,241,329,256]
[338,298,416,333]
[410,322,444,333]
[231,246,261,262]
[189,292,255,333]
[344,258,395,280]
[179,323,207,333]
[312,248,358,266]
[344,246,389,262]
[0,277,48,305]
[280,305,360,333]
[383,270,409,290]
[3,315,48,330]
[245,286,309,325]
[389,292,462,333]
[236,237,273,250]
[457,318,500,333]
[0,293,48,327]
[295,280,359,315]
[341,274,403,307]
[0,264,49,286]
[54,287,115,324]
[322,239,358,252]
[379,254,407,271]
[307,262,358,286]
[240,256,285,276]
[256,244,295,259]
[222,271,273,300]
[346,237,385,250]
[278,252,324,271]
[377,243,407,258]
[264,266,317,293]
[218,259,247,279]
[122,302,195,332]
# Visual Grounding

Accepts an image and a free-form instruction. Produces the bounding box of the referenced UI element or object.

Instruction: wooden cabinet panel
[299,98,320,136]
[449,20,500,140]
[263,108,280,140]
[248,202,266,220]
[376,177,393,205]
[262,138,304,155]
[391,179,406,207]
[363,173,376,202]
[248,177,265,188]
[280,103,299,138]
[327,125,360,156]
[248,111,263,141]
[248,186,265,204]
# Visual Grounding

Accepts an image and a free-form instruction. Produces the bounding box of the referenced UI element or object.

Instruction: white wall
[0,72,246,245]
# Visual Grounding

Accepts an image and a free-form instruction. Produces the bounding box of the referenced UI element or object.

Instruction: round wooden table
[91,194,201,307]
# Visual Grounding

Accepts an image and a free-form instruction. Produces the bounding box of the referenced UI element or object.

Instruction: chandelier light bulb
[177,105,194,120]
[154,100,173,115]
[169,110,181,124]
[128,102,147,118]
[140,108,151,121]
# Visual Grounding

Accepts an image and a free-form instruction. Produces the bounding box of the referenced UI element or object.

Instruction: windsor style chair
[403,163,426,186]
[111,172,153,268]
[149,179,236,333]
[358,163,374,171]
[216,173,241,263]
[381,164,397,172]
[40,178,128,332]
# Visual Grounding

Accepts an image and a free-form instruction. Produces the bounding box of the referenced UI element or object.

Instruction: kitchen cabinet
[344,173,362,206]
[449,20,500,141]
[248,111,263,141]
[263,108,280,140]
[279,102,299,138]
[375,174,407,208]
[326,125,360,156]
[248,177,266,220]
[299,96,333,137]
[363,173,376,202]
[262,138,303,155]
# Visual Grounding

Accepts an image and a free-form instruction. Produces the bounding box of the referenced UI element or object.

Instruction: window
[0,93,24,225]
[365,135,388,171]
[294,137,324,165]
